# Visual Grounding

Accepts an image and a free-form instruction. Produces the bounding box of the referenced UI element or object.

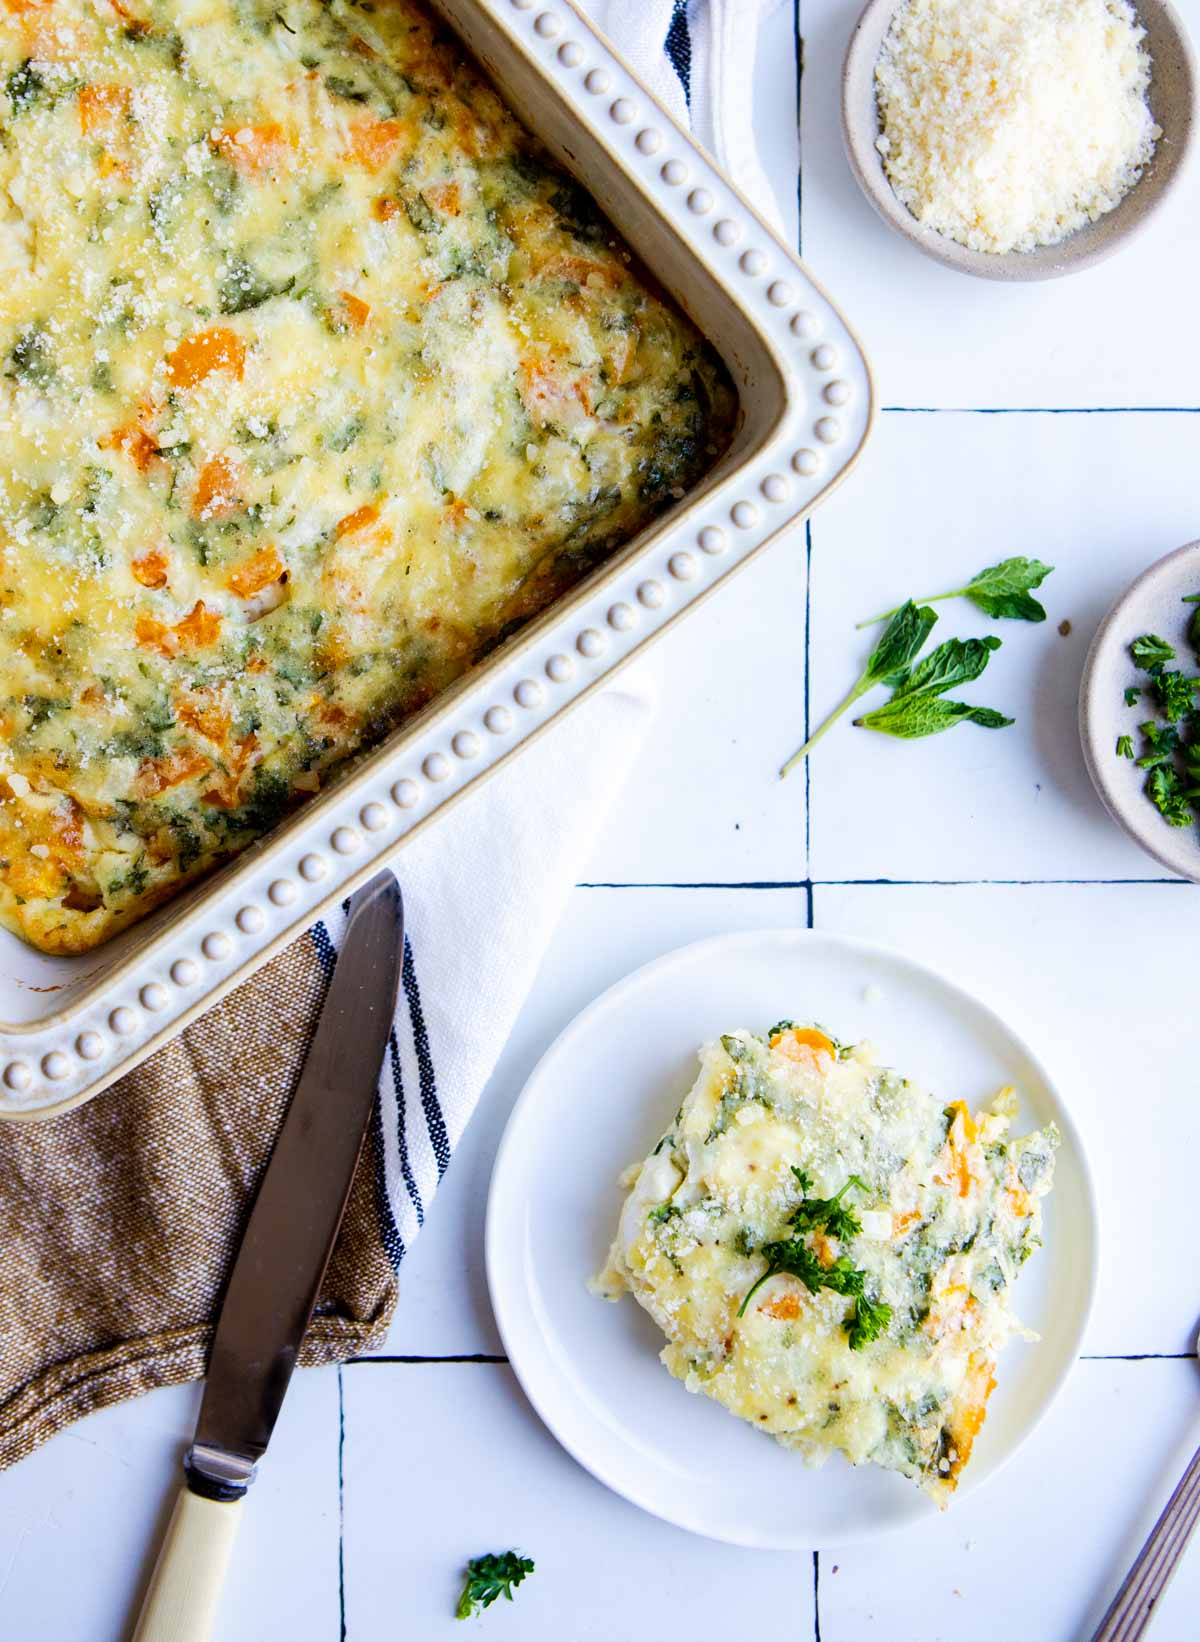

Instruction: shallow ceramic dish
[485,929,1097,1548]
[1080,539,1200,879]
[0,0,873,1120]
[842,0,1197,281]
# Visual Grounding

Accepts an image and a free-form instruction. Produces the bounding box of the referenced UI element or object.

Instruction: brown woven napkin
[0,930,397,1472]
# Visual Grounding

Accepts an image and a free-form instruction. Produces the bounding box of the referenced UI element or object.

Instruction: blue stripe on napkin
[400,937,451,1181]
[665,0,692,105]
[386,1030,425,1229]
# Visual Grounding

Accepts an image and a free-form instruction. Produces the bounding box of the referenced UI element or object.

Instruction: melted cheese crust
[596,1026,1057,1504]
[0,0,734,952]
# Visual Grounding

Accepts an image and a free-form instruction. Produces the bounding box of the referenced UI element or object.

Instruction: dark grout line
[577,880,810,890]
[812,1550,822,1642]
[345,1352,509,1365]
[815,876,1185,887]
[337,1367,347,1642]
[804,518,812,872]
[575,877,1183,889]
[883,405,1200,415]
[1082,1353,1196,1362]
[793,0,803,260]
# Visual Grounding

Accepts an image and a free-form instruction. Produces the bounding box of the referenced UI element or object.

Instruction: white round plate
[485,929,1097,1549]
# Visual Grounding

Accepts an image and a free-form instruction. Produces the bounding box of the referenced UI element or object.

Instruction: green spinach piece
[7,61,45,116]
[6,324,54,386]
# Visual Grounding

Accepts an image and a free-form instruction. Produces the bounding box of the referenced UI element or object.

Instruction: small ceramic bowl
[842,0,1197,281]
[1080,540,1200,880]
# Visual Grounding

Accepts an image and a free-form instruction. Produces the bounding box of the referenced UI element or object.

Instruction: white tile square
[814,880,1197,1355]
[800,0,1200,408]
[0,1368,340,1642]
[581,528,809,885]
[819,1360,1200,1642]
[379,885,807,1358]
[808,411,1200,882]
[342,1359,818,1638]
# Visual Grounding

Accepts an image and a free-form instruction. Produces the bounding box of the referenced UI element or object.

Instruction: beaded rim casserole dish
[0,0,874,1120]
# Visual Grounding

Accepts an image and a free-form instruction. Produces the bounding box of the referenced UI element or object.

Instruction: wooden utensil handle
[130,1486,244,1642]
[1092,1442,1200,1642]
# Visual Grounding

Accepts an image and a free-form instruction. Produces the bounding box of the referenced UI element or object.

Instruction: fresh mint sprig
[853,635,1013,739]
[780,600,936,775]
[857,556,1053,628]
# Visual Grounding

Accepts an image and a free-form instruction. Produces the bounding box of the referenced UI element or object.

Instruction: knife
[131,871,404,1642]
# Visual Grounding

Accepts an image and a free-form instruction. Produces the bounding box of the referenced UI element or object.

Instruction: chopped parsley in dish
[594,1023,1057,1504]
[0,0,734,953]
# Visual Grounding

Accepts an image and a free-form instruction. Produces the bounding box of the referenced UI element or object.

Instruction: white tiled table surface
[5,4,1200,1637]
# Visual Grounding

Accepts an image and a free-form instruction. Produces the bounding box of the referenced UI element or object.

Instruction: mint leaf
[780,601,937,774]
[962,557,1053,622]
[889,635,1001,702]
[859,557,1053,627]
[864,600,939,687]
[855,697,1013,739]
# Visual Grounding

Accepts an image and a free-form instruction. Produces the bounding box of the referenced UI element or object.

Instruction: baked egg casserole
[595,1023,1057,1503]
[0,0,734,953]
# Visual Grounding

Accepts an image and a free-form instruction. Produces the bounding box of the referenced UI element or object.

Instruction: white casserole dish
[0,0,873,1119]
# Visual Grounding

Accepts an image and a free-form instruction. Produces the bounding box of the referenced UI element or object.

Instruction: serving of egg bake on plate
[486,930,1097,1547]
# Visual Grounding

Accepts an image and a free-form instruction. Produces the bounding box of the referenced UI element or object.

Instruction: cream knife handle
[131,1485,244,1642]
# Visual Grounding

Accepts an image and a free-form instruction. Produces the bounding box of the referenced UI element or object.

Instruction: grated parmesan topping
[875,0,1161,254]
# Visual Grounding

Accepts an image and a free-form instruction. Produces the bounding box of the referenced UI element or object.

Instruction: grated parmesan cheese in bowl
[874,0,1162,254]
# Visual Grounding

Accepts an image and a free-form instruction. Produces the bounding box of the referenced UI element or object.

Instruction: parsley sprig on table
[737,1168,892,1350]
[456,1551,535,1621]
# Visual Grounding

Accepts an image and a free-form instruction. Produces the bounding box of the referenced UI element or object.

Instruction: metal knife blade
[186,871,404,1499]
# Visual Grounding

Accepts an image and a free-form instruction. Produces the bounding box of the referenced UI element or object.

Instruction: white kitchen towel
[578,0,786,228]
[312,0,778,1266]
[312,683,653,1258]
